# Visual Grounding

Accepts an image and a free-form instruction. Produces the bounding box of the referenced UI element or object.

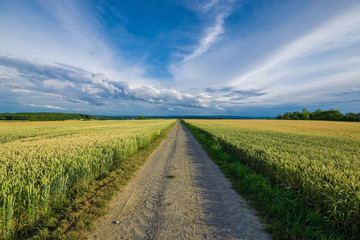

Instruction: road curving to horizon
[87,121,271,240]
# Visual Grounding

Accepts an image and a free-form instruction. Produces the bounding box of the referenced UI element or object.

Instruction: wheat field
[185,119,360,236]
[0,119,175,238]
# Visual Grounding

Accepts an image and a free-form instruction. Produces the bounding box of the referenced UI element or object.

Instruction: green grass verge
[183,121,349,240]
[15,121,176,240]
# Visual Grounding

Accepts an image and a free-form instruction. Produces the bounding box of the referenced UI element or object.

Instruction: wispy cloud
[182,14,226,63]
[232,4,360,87]
[180,1,235,63]
[28,104,66,110]
[203,86,268,106]
[200,0,219,13]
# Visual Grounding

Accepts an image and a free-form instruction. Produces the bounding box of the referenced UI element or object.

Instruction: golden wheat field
[0,119,175,238]
[185,119,360,236]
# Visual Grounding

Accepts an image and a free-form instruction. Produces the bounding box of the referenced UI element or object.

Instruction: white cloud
[232,5,360,87]
[11,89,33,93]
[43,79,75,90]
[28,104,66,110]
[172,2,360,113]
[200,0,219,12]
[179,0,237,64]
[181,13,227,63]
[1,1,359,115]
[0,0,148,87]
[1,55,268,113]
[0,56,211,109]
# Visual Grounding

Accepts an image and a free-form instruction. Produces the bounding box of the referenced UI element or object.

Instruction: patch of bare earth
[87,121,271,240]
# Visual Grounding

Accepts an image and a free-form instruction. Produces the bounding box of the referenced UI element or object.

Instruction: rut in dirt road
[87,121,271,240]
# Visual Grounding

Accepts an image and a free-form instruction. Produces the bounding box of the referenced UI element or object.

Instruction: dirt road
[87,121,270,240]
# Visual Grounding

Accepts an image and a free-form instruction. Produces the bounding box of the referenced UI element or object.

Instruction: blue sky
[0,0,359,116]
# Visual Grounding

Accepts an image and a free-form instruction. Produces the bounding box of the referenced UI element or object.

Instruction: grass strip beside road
[183,121,348,240]
[20,121,176,240]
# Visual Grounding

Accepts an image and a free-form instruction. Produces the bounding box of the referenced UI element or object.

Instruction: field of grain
[185,119,360,237]
[0,119,175,238]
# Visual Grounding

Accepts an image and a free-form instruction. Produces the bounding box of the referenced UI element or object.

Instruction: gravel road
[87,121,271,240]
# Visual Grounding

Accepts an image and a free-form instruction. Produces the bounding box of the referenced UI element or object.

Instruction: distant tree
[343,112,358,122]
[277,109,357,122]
[290,114,300,120]
[311,109,323,120]
[138,115,145,120]
[283,112,292,120]
[301,108,310,120]
[292,111,302,120]
[0,112,97,121]
[321,109,343,121]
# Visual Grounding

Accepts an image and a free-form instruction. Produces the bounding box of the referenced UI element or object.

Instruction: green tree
[292,111,302,119]
[277,109,357,122]
[321,109,343,121]
[311,109,323,120]
[283,112,292,120]
[0,112,97,121]
[301,108,310,120]
[344,112,358,122]
[290,114,299,120]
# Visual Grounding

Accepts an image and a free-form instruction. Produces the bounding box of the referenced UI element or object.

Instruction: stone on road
[87,121,271,240]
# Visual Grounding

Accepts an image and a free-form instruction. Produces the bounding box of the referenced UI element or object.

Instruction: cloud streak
[182,14,226,63]
[200,0,219,13]
[232,4,360,87]
[204,87,267,104]
[181,0,235,63]
[28,104,66,110]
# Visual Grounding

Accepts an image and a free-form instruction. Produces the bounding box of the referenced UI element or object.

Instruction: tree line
[0,112,97,121]
[276,109,360,122]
